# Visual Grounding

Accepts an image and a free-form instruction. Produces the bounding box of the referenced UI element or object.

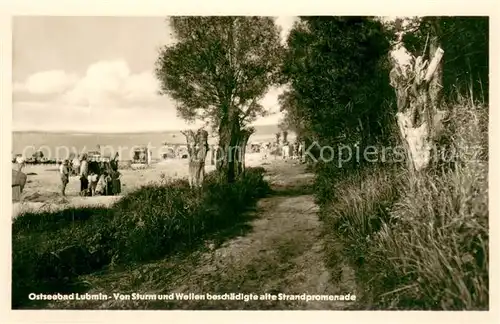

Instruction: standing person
[72,156,81,176]
[281,142,290,160]
[103,162,113,195]
[95,173,107,196]
[79,153,89,195]
[110,152,119,171]
[147,149,152,165]
[88,170,99,196]
[99,161,106,174]
[59,159,70,196]
[15,155,25,172]
[87,160,100,196]
[291,142,298,160]
[108,156,121,195]
[262,143,269,160]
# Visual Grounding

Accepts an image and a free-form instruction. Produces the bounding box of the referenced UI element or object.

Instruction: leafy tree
[401,16,489,102]
[282,17,395,168]
[385,16,448,172]
[278,89,310,143]
[383,16,488,172]
[155,16,284,182]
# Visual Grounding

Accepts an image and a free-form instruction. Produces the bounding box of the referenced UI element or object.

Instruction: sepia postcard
[1,0,498,323]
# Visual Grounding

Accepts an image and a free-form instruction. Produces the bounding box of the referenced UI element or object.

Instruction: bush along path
[12,167,269,309]
[28,161,358,310]
[155,160,359,310]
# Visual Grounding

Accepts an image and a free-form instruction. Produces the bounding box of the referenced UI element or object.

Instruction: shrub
[370,165,488,309]
[12,168,269,308]
[111,179,200,263]
[364,101,488,309]
[318,165,402,269]
[12,207,113,234]
[12,212,116,308]
[319,100,488,310]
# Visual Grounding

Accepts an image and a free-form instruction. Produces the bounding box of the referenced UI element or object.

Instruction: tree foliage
[282,17,395,151]
[155,16,285,131]
[401,16,489,102]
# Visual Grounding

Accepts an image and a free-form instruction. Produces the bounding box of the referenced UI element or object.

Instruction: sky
[12,16,298,133]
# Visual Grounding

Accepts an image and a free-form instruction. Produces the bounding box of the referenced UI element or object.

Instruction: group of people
[261,141,303,161]
[281,142,303,160]
[285,141,303,160]
[59,152,121,197]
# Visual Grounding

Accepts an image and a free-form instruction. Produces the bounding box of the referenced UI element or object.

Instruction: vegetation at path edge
[281,16,489,310]
[12,168,270,308]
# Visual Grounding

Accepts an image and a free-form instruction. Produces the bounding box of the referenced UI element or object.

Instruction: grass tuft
[318,99,488,310]
[12,167,270,308]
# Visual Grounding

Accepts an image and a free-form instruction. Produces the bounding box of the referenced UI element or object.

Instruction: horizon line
[12,124,282,134]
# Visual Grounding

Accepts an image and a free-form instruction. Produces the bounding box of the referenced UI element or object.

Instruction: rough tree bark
[12,169,27,202]
[389,18,447,172]
[182,128,209,188]
[234,127,255,176]
[216,110,240,183]
[210,144,215,165]
[282,131,288,144]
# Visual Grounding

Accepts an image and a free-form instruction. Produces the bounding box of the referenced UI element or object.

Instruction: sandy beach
[12,152,271,218]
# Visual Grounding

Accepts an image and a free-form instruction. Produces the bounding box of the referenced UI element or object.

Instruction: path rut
[46,161,357,310]
[168,161,356,310]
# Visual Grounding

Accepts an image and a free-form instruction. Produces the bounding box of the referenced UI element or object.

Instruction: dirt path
[46,160,357,310]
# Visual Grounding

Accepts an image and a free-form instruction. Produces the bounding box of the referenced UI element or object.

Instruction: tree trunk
[390,19,447,172]
[234,135,243,177]
[234,127,254,177]
[210,145,215,165]
[427,18,446,144]
[182,129,209,188]
[12,169,27,192]
[217,113,240,183]
[240,130,252,173]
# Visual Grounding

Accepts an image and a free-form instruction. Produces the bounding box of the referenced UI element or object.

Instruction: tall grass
[12,167,270,308]
[318,165,402,265]
[319,98,488,309]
